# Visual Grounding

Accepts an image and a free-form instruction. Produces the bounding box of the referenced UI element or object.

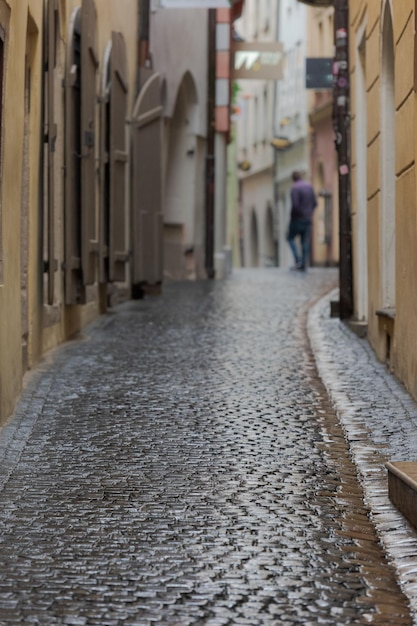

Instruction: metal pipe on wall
[205,8,216,279]
[333,0,353,319]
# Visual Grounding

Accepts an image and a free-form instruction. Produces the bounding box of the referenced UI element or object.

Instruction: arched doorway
[99,32,129,289]
[64,0,98,304]
[131,72,163,294]
[164,72,199,280]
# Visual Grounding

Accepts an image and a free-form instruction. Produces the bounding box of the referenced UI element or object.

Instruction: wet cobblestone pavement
[0,268,415,625]
[310,289,417,624]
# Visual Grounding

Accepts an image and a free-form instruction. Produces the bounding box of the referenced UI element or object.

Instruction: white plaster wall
[274,0,308,146]
[241,171,274,268]
[150,7,208,137]
[234,0,277,170]
[234,0,309,271]
[164,87,197,235]
[274,0,309,268]
[151,7,209,280]
[234,0,278,269]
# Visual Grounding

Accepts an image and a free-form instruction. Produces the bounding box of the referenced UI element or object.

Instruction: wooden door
[80,0,98,285]
[109,32,129,282]
[64,0,98,304]
[46,0,58,304]
[132,72,163,288]
[64,8,81,304]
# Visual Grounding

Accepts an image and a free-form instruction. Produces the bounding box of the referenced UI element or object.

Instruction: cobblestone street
[0,268,416,625]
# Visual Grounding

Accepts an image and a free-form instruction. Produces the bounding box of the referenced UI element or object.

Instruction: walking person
[287,170,317,271]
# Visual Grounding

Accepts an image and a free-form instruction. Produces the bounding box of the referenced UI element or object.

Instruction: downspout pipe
[333,0,353,319]
[205,8,216,279]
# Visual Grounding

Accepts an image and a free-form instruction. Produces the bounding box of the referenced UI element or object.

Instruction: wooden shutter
[132,73,163,286]
[46,0,58,304]
[98,49,109,284]
[109,31,129,282]
[64,9,81,304]
[80,0,98,285]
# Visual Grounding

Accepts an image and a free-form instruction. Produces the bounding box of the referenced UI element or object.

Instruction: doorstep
[387,461,417,530]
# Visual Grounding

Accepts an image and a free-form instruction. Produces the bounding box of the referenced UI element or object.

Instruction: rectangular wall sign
[160,0,230,7]
[232,42,284,81]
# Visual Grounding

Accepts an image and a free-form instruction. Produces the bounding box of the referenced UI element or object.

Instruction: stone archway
[164,72,200,280]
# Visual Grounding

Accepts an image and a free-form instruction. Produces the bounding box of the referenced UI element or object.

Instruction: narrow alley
[0,268,416,626]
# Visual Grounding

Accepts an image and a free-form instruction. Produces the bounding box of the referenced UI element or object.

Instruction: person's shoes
[291,263,304,271]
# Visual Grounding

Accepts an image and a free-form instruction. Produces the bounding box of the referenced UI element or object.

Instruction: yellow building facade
[349,0,417,398]
[0,0,139,424]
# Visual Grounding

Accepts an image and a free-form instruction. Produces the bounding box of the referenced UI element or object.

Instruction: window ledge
[376,307,396,320]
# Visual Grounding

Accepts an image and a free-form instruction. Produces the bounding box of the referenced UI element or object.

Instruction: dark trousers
[287,219,312,269]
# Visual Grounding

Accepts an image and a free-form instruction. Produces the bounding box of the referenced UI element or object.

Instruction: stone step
[387,461,417,530]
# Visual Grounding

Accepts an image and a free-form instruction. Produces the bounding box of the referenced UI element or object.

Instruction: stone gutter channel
[308,288,417,625]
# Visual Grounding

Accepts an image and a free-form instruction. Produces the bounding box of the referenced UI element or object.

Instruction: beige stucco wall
[56,0,138,338]
[38,0,138,359]
[0,0,140,426]
[350,0,417,400]
[0,1,42,421]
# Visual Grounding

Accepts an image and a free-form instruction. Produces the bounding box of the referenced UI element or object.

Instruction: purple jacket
[290,180,317,221]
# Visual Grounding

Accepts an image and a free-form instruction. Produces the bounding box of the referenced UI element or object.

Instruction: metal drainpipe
[205,8,216,279]
[333,0,353,319]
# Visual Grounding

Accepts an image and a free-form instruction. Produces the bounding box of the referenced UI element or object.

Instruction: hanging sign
[305,58,333,89]
[232,42,284,80]
[160,0,230,7]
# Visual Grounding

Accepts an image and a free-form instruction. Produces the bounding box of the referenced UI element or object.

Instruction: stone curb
[308,288,417,625]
